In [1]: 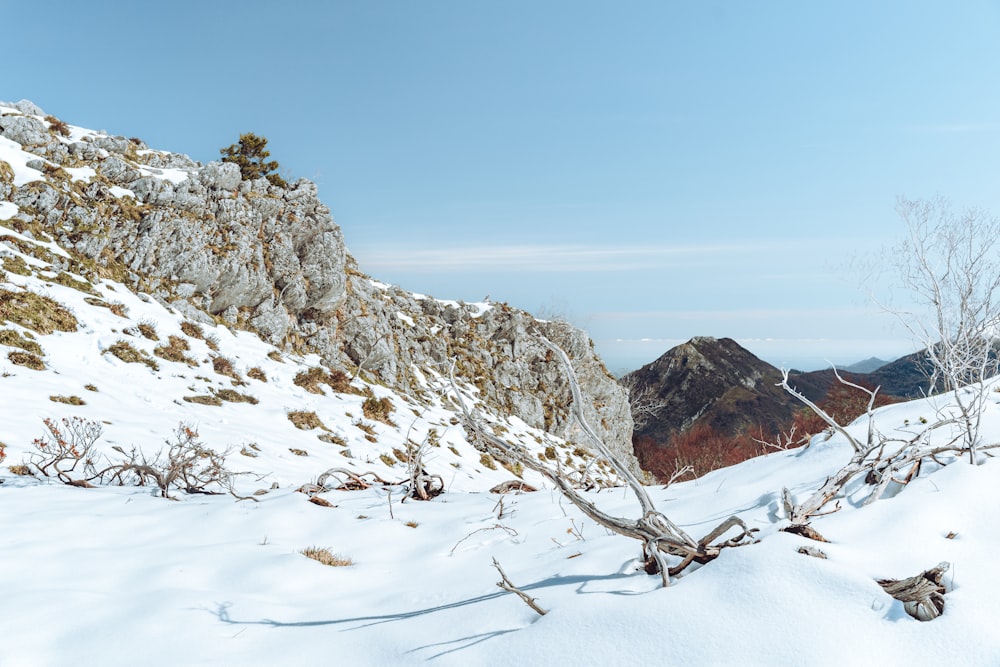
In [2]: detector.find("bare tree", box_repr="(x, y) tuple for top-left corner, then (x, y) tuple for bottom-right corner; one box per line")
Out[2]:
(619, 374), (667, 431)
(879, 196), (1000, 460)
(449, 338), (757, 587)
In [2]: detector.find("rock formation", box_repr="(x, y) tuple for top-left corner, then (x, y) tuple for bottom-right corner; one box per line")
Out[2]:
(0, 100), (638, 474)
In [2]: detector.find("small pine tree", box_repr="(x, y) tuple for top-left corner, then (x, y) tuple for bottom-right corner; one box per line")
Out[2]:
(219, 132), (288, 188)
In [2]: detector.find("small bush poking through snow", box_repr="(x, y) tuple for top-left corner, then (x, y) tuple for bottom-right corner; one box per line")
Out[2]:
(300, 547), (352, 567)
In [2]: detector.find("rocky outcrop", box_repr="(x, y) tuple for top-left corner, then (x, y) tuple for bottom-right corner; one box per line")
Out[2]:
(0, 100), (638, 473)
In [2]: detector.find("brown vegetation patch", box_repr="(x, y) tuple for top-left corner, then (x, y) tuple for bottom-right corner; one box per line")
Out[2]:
(0, 329), (43, 355)
(105, 340), (159, 371)
(300, 547), (352, 567)
(362, 396), (396, 426)
(49, 395), (85, 405)
(183, 394), (223, 406)
(7, 350), (45, 370)
(213, 388), (258, 405)
(0, 288), (78, 334)
(154, 335), (197, 365)
(288, 410), (326, 430)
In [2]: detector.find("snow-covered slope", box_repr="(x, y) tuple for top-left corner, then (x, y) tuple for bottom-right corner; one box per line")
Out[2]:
(4, 102), (1000, 665)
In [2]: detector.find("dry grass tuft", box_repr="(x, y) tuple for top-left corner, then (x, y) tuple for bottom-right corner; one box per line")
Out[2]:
(7, 350), (45, 370)
(0, 329), (43, 355)
(247, 366), (267, 382)
(154, 335), (197, 365)
(180, 321), (204, 339)
(49, 395), (85, 405)
(183, 394), (223, 406)
(362, 396), (396, 425)
(214, 388), (258, 404)
(0, 288), (78, 334)
(301, 547), (352, 567)
(288, 411), (326, 430)
(105, 340), (159, 370)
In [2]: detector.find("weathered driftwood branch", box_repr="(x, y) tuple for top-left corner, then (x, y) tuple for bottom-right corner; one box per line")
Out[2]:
(315, 468), (394, 491)
(490, 480), (538, 494)
(448, 339), (757, 587)
(878, 562), (950, 621)
(492, 558), (547, 616)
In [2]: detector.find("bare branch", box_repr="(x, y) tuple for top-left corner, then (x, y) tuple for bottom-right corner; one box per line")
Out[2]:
(492, 558), (547, 616)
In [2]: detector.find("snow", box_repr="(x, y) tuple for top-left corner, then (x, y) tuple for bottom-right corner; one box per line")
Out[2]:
(3, 260), (999, 667)
(4, 114), (1000, 665)
(0, 136), (45, 186)
(62, 165), (96, 182)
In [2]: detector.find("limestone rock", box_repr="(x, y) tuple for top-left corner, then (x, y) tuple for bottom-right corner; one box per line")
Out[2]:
(0, 100), (640, 476)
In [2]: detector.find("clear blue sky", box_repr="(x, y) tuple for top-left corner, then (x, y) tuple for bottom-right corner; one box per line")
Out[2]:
(5, 1), (1000, 373)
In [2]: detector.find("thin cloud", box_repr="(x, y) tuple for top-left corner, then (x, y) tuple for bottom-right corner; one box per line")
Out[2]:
(905, 122), (997, 134)
(593, 306), (877, 322)
(352, 240), (826, 273)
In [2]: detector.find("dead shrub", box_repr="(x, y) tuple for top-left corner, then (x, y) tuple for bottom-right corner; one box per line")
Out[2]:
(26, 416), (102, 486)
(99, 423), (255, 500)
(247, 366), (267, 382)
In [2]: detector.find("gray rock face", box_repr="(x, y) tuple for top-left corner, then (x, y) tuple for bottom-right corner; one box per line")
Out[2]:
(0, 114), (49, 146)
(333, 280), (637, 472)
(0, 101), (639, 475)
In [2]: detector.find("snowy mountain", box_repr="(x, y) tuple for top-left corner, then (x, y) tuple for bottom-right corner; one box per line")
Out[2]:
(3, 101), (1000, 665)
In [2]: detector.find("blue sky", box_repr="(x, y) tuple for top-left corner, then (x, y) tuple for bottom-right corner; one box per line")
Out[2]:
(5, 1), (1000, 373)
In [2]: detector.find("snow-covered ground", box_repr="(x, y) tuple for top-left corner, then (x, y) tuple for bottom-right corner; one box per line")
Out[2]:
(4, 105), (1000, 665)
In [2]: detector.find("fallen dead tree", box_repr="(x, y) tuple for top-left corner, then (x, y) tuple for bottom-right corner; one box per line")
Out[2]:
(449, 338), (757, 587)
(778, 369), (996, 537)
